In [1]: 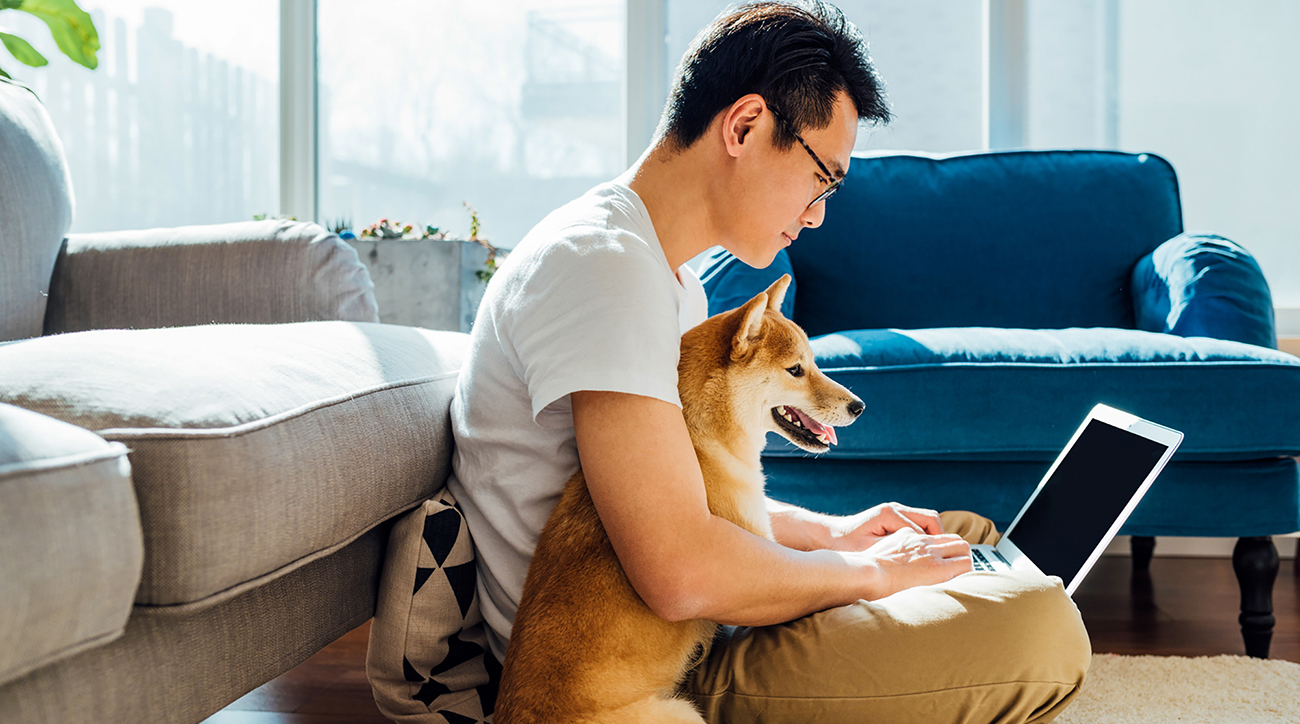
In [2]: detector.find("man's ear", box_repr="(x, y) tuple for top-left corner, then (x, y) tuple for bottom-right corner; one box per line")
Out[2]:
(763, 274), (791, 315)
(722, 94), (767, 158)
(732, 291), (768, 362)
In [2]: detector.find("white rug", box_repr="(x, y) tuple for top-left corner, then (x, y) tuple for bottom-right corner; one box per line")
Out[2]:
(1057, 654), (1300, 724)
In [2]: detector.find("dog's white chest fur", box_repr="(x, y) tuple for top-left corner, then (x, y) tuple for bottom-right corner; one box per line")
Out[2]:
(698, 444), (773, 541)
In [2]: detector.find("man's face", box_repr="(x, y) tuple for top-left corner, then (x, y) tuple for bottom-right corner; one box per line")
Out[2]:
(724, 91), (859, 269)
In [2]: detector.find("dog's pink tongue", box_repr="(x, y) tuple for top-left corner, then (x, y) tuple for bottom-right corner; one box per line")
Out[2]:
(792, 407), (837, 445)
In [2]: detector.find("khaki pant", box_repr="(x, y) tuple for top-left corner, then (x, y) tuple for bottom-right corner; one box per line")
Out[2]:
(683, 511), (1092, 724)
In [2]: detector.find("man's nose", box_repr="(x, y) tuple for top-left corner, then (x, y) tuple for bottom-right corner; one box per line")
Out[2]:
(801, 197), (827, 229)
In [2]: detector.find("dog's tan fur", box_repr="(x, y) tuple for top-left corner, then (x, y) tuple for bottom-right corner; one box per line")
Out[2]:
(495, 275), (863, 723)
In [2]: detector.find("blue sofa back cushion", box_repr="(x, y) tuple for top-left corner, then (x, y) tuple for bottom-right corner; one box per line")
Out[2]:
(1131, 232), (1276, 349)
(763, 327), (1300, 462)
(787, 150), (1184, 338)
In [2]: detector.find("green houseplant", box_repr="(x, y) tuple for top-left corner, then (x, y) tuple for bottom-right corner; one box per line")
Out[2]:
(0, 0), (99, 81)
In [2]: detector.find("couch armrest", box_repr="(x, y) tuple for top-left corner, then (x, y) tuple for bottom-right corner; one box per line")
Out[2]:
(42, 220), (379, 334)
(698, 247), (797, 319)
(1131, 232), (1276, 348)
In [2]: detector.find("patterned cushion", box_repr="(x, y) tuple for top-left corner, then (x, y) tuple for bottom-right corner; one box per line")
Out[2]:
(368, 488), (500, 723)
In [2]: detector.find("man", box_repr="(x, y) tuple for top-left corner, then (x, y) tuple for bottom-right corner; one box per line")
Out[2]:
(447, 1), (1090, 721)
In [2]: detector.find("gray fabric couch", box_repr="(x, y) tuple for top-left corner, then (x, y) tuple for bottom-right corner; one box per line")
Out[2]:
(0, 78), (468, 722)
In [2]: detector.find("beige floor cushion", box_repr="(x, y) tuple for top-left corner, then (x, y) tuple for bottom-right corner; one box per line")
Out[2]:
(0, 321), (468, 609)
(0, 403), (139, 686)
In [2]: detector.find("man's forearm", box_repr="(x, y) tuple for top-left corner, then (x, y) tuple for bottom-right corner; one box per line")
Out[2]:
(767, 497), (839, 551)
(669, 512), (878, 626)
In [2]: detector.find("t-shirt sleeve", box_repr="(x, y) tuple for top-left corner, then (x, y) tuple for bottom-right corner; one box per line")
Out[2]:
(501, 233), (684, 427)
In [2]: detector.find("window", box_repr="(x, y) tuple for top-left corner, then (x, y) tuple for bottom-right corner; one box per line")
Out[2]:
(9, 2), (1294, 328)
(316, 0), (624, 248)
(5, 1), (279, 233)
(1026, 0), (1300, 323)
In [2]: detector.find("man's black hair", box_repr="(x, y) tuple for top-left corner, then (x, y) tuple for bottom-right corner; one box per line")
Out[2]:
(660, 0), (891, 151)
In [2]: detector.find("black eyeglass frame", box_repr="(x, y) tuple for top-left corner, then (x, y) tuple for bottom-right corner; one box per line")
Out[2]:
(768, 106), (844, 208)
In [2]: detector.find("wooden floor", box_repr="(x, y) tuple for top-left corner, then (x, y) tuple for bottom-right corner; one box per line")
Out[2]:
(203, 554), (1300, 723)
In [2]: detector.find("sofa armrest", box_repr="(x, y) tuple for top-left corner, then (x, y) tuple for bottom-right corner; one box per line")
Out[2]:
(42, 220), (379, 334)
(698, 247), (798, 319)
(1131, 232), (1276, 348)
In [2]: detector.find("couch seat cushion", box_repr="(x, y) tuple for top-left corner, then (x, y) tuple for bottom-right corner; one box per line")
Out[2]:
(0, 321), (467, 608)
(764, 327), (1300, 462)
(0, 403), (139, 686)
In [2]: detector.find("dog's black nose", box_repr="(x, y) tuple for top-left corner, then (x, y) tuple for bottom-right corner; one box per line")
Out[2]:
(847, 399), (864, 417)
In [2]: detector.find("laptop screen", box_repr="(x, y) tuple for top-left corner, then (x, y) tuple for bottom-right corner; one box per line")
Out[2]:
(1004, 418), (1171, 583)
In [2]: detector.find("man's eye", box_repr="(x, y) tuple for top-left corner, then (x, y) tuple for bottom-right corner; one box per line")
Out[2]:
(787, 364), (803, 377)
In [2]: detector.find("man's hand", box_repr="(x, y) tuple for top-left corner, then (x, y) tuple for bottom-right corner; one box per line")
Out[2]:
(853, 528), (973, 599)
(825, 502), (947, 553)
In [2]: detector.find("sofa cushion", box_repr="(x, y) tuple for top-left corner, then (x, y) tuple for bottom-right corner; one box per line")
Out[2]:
(44, 220), (380, 334)
(0, 403), (140, 686)
(0, 78), (74, 343)
(0, 321), (468, 608)
(764, 327), (1300, 462)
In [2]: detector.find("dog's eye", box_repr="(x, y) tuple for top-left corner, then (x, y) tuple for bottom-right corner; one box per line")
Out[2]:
(786, 364), (804, 377)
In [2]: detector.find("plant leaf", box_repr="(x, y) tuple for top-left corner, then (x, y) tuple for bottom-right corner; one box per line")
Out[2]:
(18, 0), (99, 70)
(0, 64), (11, 79)
(0, 32), (49, 67)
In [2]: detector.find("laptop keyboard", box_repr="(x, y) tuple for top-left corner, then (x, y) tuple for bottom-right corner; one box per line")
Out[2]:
(971, 548), (998, 572)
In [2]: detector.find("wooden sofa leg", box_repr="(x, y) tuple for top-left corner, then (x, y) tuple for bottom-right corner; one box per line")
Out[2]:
(1131, 536), (1155, 573)
(1233, 536), (1278, 659)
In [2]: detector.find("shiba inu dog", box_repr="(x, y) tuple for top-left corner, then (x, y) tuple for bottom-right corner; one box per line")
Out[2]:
(495, 275), (864, 724)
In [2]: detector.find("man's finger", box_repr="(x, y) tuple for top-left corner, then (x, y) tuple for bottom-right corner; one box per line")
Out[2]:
(901, 506), (944, 535)
(884, 506), (927, 534)
(926, 535), (972, 559)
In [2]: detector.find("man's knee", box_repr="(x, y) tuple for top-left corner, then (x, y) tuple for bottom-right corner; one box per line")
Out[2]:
(939, 510), (1000, 545)
(1001, 573), (1092, 686)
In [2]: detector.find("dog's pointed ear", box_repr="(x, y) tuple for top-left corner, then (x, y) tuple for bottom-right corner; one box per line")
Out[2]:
(764, 274), (792, 315)
(731, 291), (769, 361)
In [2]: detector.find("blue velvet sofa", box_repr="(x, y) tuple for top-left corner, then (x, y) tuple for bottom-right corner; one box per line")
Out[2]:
(700, 150), (1300, 659)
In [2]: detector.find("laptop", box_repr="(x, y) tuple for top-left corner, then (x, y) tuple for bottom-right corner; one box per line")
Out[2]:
(969, 403), (1183, 595)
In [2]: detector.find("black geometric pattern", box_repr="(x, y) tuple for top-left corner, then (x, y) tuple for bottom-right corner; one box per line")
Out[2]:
(384, 491), (502, 723)
(443, 561), (477, 618)
(424, 507), (462, 566)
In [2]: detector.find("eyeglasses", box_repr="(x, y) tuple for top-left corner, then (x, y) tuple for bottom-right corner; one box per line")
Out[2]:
(769, 107), (843, 208)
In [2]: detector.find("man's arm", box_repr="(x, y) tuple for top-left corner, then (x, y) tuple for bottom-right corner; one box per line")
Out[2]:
(571, 390), (971, 625)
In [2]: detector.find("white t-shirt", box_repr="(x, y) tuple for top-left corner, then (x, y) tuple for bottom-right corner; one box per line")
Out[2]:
(445, 176), (709, 662)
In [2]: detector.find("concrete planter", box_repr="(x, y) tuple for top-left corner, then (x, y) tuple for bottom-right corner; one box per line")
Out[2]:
(346, 237), (492, 333)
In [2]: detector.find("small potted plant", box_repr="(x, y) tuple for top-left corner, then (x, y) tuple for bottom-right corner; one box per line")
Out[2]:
(339, 203), (505, 333)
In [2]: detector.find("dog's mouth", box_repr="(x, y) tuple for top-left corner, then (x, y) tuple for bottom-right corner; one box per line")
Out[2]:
(771, 405), (838, 452)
